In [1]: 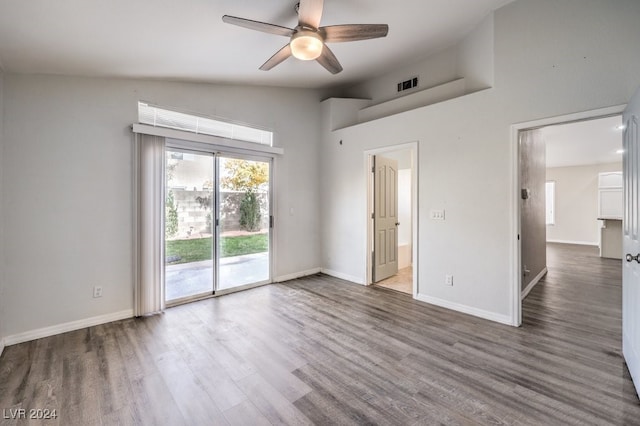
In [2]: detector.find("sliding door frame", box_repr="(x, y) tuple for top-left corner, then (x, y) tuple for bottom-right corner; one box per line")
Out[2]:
(165, 138), (275, 304)
(214, 152), (274, 295)
(164, 146), (216, 306)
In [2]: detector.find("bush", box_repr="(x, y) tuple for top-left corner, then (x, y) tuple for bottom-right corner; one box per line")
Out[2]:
(239, 190), (261, 231)
(165, 190), (179, 238)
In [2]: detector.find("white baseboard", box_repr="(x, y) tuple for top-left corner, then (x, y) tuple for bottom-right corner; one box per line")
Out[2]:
(521, 267), (548, 300)
(415, 293), (514, 326)
(275, 268), (322, 283)
(0, 338), (5, 358)
(546, 239), (598, 246)
(320, 268), (365, 285)
(3, 309), (134, 346)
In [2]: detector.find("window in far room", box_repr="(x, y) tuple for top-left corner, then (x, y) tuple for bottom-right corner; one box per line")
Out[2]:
(545, 181), (556, 225)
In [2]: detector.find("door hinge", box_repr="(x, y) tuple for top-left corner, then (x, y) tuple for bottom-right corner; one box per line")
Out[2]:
(215, 218), (220, 227)
(270, 215), (274, 228)
(371, 212), (375, 219)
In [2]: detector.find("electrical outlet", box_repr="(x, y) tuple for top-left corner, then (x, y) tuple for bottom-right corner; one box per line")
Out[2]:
(93, 286), (103, 298)
(445, 275), (453, 286)
(430, 209), (445, 220)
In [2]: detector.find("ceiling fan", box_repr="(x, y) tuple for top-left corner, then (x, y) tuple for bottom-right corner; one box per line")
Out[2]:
(222, 0), (389, 74)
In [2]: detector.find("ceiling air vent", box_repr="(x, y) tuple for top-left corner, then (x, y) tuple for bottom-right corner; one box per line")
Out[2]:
(397, 77), (418, 92)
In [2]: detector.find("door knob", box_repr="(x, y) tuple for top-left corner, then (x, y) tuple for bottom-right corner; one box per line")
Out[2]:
(395, 222), (400, 226)
(625, 253), (640, 263)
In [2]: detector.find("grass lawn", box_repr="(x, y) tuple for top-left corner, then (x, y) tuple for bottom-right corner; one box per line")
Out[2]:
(166, 234), (268, 264)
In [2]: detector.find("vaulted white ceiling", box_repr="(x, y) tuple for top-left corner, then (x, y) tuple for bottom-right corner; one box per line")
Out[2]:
(544, 115), (624, 168)
(0, 0), (513, 89)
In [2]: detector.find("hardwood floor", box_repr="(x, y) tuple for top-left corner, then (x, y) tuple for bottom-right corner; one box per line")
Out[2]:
(1, 243), (639, 425)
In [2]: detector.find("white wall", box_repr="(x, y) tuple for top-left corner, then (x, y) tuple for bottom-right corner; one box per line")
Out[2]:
(397, 169), (412, 269)
(341, 47), (459, 104)
(320, 0), (640, 324)
(327, 12), (494, 106)
(397, 170), (412, 247)
(457, 12), (494, 93)
(0, 70), (5, 355)
(2, 75), (322, 338)
(546, 162), (622, 245)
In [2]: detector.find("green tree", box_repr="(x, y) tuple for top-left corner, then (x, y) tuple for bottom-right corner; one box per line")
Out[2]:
(221, 159), (268, 232)
(165, 190), (179, 238)
(239, 191), (261, 231)
(220, 159), (268, 192)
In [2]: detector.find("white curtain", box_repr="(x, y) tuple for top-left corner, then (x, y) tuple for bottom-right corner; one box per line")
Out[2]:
(134, 134), (165, 316)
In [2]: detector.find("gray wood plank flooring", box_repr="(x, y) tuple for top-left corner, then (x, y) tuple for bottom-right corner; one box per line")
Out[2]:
(1, 243), (639, 425)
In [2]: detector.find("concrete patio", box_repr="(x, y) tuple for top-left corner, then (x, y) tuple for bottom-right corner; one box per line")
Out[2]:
(165, 251), (269, 301)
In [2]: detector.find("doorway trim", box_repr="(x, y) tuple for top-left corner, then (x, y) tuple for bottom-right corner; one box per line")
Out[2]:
(510, 104), (626, 326)
(365, 141), (419, 298)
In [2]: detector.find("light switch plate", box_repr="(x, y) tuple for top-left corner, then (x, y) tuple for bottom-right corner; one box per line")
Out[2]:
(430, 209), (445, 220)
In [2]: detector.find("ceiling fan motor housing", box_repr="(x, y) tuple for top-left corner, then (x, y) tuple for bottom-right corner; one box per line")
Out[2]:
(290, 28), (323, 60)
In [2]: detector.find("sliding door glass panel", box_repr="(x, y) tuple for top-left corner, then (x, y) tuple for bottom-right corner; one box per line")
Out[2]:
(217, 156), (270, 290)
(165, 150), (215, 302)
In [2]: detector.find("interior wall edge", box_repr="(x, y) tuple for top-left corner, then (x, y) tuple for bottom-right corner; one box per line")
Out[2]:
(274, 267), (322, 283)
(320, 268), (366, 285)
(415, 293), (515, 327)
(521, 267), (547, 300)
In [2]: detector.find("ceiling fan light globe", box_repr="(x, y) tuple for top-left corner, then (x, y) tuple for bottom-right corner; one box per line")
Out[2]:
(290, 30), (323, 61)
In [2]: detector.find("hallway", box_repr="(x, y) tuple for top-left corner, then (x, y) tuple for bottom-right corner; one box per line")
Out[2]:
(524, 243), (622, 338)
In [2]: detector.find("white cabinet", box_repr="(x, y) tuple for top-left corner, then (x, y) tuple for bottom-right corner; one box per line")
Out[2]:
(598, 172), (623, 219)
(598, 171), (623, 189)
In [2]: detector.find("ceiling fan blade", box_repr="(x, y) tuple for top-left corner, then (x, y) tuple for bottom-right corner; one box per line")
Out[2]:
(316, 44), (343, 74)
(297, 0), (324, 28)
(260, 44), (293, 71)
(320, 24), (389, 43)
(222, 15), (294, 37)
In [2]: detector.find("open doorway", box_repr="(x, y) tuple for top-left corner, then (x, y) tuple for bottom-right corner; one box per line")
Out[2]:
(513, 97), (640, 401)
(366, 143), (418, 296)
(514, 107), (625, 323)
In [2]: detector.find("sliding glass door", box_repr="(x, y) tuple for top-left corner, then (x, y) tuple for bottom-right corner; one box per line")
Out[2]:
(217, 156), (271, 291)
(164, 150), (215, 303)
(165, 149), (271, 303)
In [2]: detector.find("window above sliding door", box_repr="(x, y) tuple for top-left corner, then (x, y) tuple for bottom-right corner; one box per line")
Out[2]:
(138, 102), (274, 146)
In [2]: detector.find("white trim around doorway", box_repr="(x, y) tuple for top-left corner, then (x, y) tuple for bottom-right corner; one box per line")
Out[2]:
(364, 141), (419, 298)
(509, 104), (626, 326)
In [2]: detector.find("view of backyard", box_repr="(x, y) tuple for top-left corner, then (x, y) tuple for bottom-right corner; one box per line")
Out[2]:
(165, 152), (271, 300)
(166, 233), (268, 264)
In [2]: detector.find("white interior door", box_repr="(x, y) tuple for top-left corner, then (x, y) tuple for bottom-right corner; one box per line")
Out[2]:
(373, 155), (399, 282)
(623, 87), (640, 398)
